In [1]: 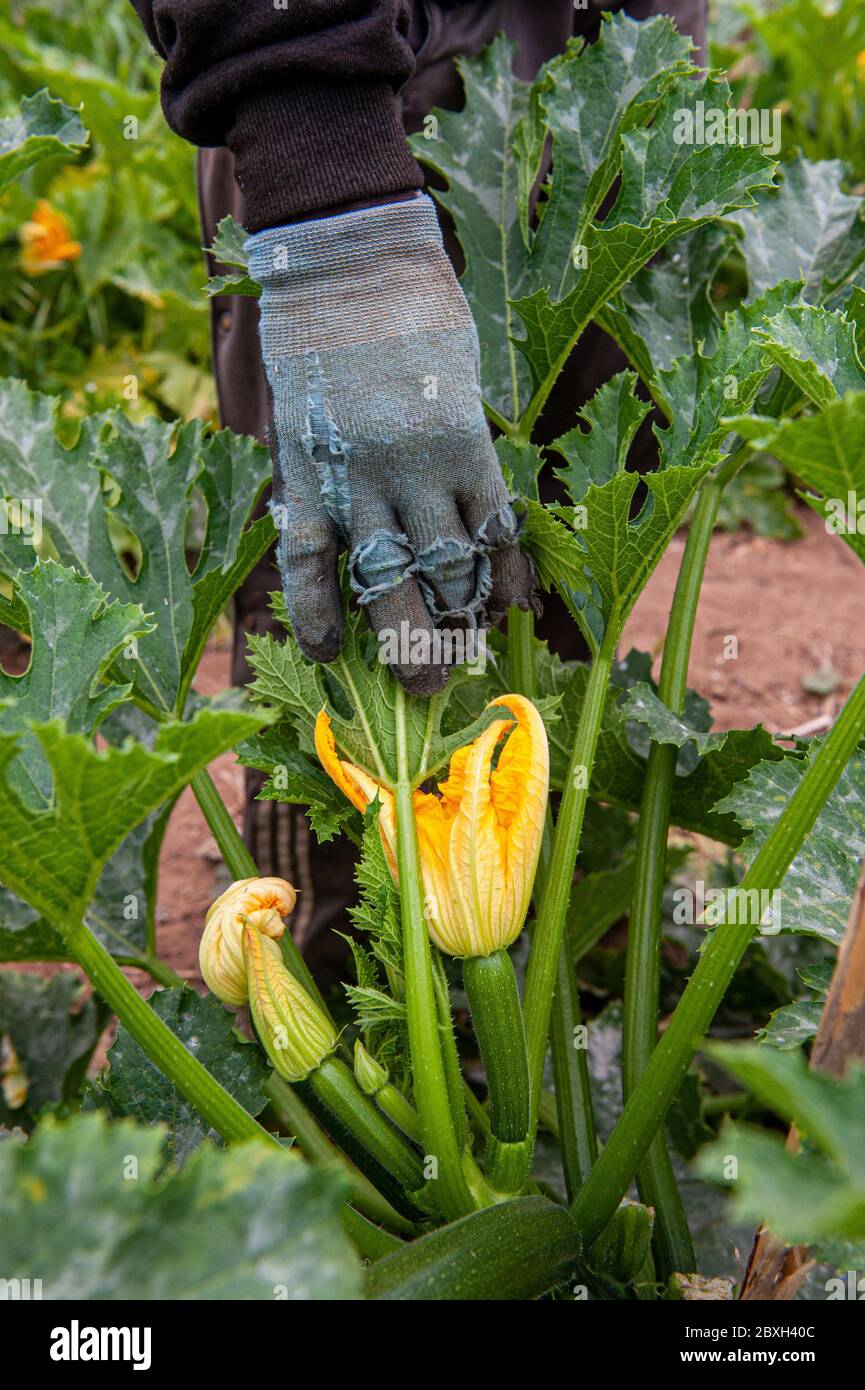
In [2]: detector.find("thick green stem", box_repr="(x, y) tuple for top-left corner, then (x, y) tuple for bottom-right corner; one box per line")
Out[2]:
(549, 924), (598, 1201)
(341, 1204), (402, 1260)
(463, 949), (531, 1191)
(299, 1056), (427, 1221)
(572, 666), (865, 1245)
(134, 953), (186, 988)
(523, 626), (619, 1134)
(376, 1082), (423, 1145)
(541, 809), (597, 1201)
(63, 918), (281, 1148)
(623, 746), (695, 1277)
(394, 684), (474, 1218)
(507, 604), (537, 698)
(190, 767), (329, 1018)
(619, 487), (722, 1277)
(264, 1074), (416, 1234)
(508, 604), (598, 1191)
(431, 953), (469, 1151)
(463, 1077), (492, 1138)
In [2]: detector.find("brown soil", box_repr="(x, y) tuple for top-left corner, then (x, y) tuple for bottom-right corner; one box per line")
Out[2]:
(622, 505), (865, 735)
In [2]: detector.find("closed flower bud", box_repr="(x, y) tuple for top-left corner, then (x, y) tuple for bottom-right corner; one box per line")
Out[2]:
(199, 876), (297, 1006)
(353, 1038), (388, 1096)
(242, 925), (337, 1082)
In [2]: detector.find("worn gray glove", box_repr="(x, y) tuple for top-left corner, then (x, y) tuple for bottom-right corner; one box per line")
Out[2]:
(245, 193), (533, 694)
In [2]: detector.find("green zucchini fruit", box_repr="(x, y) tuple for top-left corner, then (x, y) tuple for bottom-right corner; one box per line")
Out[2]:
(365, 1196), (581, 1300)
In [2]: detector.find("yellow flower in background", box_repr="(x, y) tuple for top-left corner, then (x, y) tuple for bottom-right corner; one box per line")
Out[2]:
(857, 49), (865, 79)
(20, 200), (81, 275)
(1, 1035), (27, 1111)
(242, 924), (337, 1082)
(315, 694), (549, 958)
(199, 876), (297, 1006)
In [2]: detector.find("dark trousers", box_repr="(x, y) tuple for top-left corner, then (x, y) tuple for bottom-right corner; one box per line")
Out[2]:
(196, 0), (706, 982)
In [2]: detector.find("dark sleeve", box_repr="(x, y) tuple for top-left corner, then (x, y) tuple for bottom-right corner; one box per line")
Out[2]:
(129, 0), (423, 231)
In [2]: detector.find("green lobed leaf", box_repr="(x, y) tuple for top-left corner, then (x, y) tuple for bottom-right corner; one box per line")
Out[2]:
(0, 568), (175, 963)
(87, 987), (271, 1164)
(0, 1111), (359, 1299)
(731, 154), (865, 304)
(557, 659), (783, 842)
(495, 436), (544, 502)
(0, 561), (150, 808)
(526, 459), (717, 647)
(513, 69), (776, 401)
(729, 392), (865, 567)
(621, 681), (742, 757)
(524, 283), (795, 647)
(758, 958), (834, 1050)
(753, 304), (865, 407)
(205, 272), (260, 298)
(206, 214), (250, 270)
(203, 213), (259, 297)
(410, 16), (767, 424)
(714, 746), (865, 945)
(549, 372), (652, 505)
(526, 16), (694, 303)
(237, 721), (361, 845)
(0, 89), (88, 194)
(697, 1044), (865, 1257)
(596, 223), (733, 392)
(408, 35), (534, 421)
(0, 380), (272, 715)
(0, 707), (263, 927)
(246, 589), (508, 789)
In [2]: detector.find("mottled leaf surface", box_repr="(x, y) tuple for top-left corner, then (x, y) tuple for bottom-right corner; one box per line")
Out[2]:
(88, 987), (270, 1163)
(0, 1112), (359, 1299)
(0, 89), (87, 193)
(715, 747), (865, 945)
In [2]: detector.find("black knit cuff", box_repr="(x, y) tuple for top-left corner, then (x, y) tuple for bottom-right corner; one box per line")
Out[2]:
(225, 78), (424, 232)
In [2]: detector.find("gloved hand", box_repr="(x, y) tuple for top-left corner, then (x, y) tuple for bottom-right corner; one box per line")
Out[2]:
(246, 193), (534, 695)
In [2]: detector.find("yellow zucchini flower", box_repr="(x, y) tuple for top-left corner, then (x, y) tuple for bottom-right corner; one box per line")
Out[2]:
(199, 876), (297, 1006)
(242, 924), (337, 1082)
(315, 694), (549, 958)
(20, 200), (81, 275)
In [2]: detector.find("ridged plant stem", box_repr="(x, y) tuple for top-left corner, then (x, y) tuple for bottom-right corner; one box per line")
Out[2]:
(63, 917), (280, 1148)
(394, 683), (475, 1218)
(572, 666), (865, 1246)
(523, 625), (619, 1135)
(620, 475), (724, 1278)
(508, 603), (598, 1195)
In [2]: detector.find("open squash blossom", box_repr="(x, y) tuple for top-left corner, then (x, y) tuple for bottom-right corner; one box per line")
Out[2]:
(199, 876), (297, 1006)
(20, 200), (82, 275)
(315, 694), (549, 958)
(242, 924), (337, 1082)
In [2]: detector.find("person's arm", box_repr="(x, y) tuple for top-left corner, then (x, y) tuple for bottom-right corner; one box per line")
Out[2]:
(130, 1), (533, 694)
(129, 0), (423, 229)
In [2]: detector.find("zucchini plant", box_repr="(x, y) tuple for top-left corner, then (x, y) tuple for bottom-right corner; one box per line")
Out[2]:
(2, 14), (865, 1300)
